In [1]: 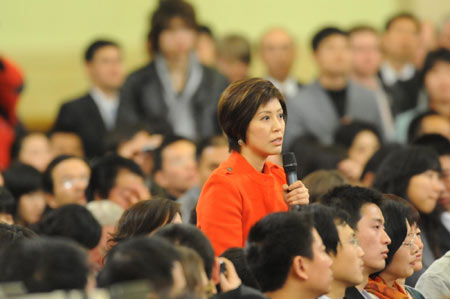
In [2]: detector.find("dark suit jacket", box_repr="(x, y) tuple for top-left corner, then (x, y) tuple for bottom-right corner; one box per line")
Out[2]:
(116, 61), (229, 140)
(52, 93), (108, 159)
(345, 287), (366, 299)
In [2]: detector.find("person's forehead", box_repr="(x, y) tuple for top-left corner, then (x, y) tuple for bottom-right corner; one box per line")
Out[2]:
(359, 203), (384, 223)
(53, 158), (89, 175)
(319, 34), (349, 47)
(389, 17), (418, 31)
(262, 30), (293, 46)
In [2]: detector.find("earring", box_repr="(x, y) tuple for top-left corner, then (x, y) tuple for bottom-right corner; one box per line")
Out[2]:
(238, 139), (244, 146)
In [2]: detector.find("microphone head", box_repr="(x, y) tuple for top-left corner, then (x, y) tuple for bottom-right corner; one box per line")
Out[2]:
(282, 152), (297, 173)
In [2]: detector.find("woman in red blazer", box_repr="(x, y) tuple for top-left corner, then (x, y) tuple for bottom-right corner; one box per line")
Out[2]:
(196, 78), (309, 255)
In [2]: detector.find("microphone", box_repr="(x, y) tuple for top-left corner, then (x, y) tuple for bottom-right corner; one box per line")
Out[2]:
(282, 152), (302, 211)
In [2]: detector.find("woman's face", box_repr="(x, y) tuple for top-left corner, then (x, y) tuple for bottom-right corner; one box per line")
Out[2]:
(18, 191), (46, 225)
(159, 17), (196, 59)
(242, 98), (285, 158)
(407, 170), (444, 214)
(411, 223), (424, 271)
(382, 221), (419, 280)
(347, 130), (380, 166)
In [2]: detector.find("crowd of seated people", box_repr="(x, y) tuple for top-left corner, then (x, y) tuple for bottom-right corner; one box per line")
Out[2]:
(1, 0), (450, 298)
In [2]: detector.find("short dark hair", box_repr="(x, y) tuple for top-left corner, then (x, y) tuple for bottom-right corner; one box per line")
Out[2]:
(42, 155), (88, 195)
(217, 34), (251, 64)
(303, 170), (349, 203)
(246, 211), (314, 292)
(372, 146), (441, 200)
(413, 133), (450, 156)
(218, 78), (286, 152)
(384, 12), (420, 32)
(98, 236), (181, 295)
(197, 24), (213, 37)
(154, 223), (215, 279)
(0, 186), (15, 215)
(111, 198), (180, 243)
(407, 111), (441, 143)
(220, 247), (260, 290)
(305, 204), (349, 255)
(334, 121), (381, 149)
(0, 237), (89, 293)
(421, 48), (450, 83)
(37, 204), (101, 249)
(86, 155), (144, 201)
(84, 39), (120, 62)
(0, 223), (37, 247)
(3, 162), (43, 207)
(348, 25), (378, 36)
(311, 26), (348, 51)
(152, 135), (195, 175)
(320, 185), (383, 230)
(148, 0), (197, 54)
(360, 143), (403, 181)
(196, 135), (228, 160)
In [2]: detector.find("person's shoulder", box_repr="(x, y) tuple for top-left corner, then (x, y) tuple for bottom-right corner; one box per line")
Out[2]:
(201, 64), (229, 87)
(58, 93), (92, 113)
(125, 62), (156, 84)
(349, 80), (377, 100)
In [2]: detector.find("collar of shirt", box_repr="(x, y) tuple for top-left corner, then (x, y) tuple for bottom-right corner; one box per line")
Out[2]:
(89, 87), (119, 130)
(267, 76), (299, 98)
(380, 62), (416, 86)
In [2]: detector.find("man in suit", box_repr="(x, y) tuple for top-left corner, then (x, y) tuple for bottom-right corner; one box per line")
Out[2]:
(52, 40), (124, 159)
(116, 0), (228, 141)
(285, 27), (384, 147)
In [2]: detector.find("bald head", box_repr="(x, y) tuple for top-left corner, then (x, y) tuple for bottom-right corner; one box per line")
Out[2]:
(260, 28), (296, 81)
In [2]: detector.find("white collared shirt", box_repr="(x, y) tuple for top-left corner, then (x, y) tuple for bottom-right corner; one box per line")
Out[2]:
(380, 62), (416, 86)
(90, 87), (119, 131)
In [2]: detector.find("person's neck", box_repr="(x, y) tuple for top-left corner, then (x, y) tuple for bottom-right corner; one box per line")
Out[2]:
(269, 72), (290, 83)
(265, 285), (317, 299)
(355, 270), (370, 291)
(165, 53), (190, 74)
(327, 280), (348, 299)
(239, 147), (267, 172)
(379, 272), (398, 289)
(93, 85), (118, 99)
(384, 57), (409, 73)
(351, 73), (378, 90)
(396, 278), (406, 288)
(318, 73), (348, 90)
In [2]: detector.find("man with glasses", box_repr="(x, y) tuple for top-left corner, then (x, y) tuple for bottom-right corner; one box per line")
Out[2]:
(42, 155), (91, 209)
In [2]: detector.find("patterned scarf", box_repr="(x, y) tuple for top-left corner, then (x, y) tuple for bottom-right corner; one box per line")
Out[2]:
(365, 276), (409, 299)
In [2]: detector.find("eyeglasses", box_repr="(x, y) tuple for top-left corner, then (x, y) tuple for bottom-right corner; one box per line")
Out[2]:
(402, 233), (417, 249)
(60, 176), (89, 189)
(348, 238), (360, 247)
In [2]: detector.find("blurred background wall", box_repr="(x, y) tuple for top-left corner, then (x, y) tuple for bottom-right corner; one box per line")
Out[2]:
(1, 0), (449, 130)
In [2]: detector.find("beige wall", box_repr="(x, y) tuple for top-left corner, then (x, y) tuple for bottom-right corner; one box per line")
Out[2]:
(3, 0), (445, 130)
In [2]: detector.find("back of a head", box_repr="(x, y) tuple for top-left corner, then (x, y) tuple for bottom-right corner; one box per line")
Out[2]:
(303, 170), (348, 203)
(221, 247), (260, 290)
(112, 198), (180, 243)
(246, 211), (314, 292)
(372, 146), (441, 200)
(0, 223), (37, 248)
(86, 155), (144, 201)
(0, 237), (88, 293)
(37, 204), (101, 249)
(320, 185), (383, 229)
(98, 236), (180, 295)
(0, 186), (15, 216)
(3, 162), (43, 201)
(154, 223), (215, 280)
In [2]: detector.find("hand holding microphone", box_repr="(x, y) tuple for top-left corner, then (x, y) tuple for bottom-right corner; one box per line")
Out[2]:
(282, 152), (309, 210)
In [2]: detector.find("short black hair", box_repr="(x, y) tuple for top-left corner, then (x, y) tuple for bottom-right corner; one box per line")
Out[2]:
(0, 186), (15, 215)
(422, 48), (450, 83)
(195, 135), (228, 160)
(42, 155), (88, 194)
(334, 121), (381, 149)
(372, 146), (441, 200)
(3, 162), (43, 205)
(220, 247), (260, 290)
(360, 143), (403, 181)
(320, 185), (383, 230)
(246, 211), (314, 292)
(84, 39), (120, 62)
(98, 236), (181, 295)
(197, 24), (213, 37)
(311, 26), (348, 51)
(148, 0), (197, 54)
(86, 155), (144, 201)
(0, 237), (89, 293)
(154, 223), (215, 279)
(413, 133), (450, 156)
(37, 204), (101, 249)
(384, 12), (420, 32)
(152, 135), (195, 175)
(305, 204), (349, 255)
(407, 111), (445, 144)
(0, 223), (37, 248)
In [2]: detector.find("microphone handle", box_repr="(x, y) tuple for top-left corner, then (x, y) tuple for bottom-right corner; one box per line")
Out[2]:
(285, 171), (303, 211)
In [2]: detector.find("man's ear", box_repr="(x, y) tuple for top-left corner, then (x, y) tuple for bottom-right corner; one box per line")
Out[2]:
(292, 256), (309, 281)
(212, 257), (221, 285)
(44, 193), (57, 209)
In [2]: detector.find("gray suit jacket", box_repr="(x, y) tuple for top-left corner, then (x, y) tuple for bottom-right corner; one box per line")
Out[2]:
(284, 80), (384, 147)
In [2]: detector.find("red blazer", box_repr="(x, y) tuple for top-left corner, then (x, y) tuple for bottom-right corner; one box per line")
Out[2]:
(196, 151), (288, 256)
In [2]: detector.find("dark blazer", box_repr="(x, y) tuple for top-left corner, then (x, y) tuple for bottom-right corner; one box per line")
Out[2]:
(344, 287), (367, 299)
(116, 61), (229, 140)
(52, 93), (108, 159)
